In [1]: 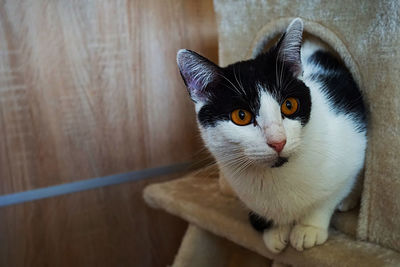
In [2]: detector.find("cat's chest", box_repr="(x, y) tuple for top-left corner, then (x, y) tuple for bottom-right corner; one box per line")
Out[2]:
(226, 167), (322, 224)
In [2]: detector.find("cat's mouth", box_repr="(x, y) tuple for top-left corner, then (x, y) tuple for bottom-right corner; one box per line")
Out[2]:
(246, 153), (289, 168)
(271, 157), (288, 168)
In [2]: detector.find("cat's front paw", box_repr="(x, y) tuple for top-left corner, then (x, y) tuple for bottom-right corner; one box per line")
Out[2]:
(263, 225), (291, 254)
(289, 224), (328, 251)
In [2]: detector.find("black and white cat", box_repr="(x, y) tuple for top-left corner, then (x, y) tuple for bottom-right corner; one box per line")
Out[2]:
(176, 18), (367, 253)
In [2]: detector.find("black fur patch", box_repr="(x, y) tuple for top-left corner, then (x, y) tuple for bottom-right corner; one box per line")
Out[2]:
(198, 47), (312, 127)
(248, 211), (273, 232)
(272, 157), (288, 168)
(308, 50), (367, 132)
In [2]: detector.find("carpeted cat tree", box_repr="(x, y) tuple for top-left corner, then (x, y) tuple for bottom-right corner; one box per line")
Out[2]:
(144, 1), (400, 266)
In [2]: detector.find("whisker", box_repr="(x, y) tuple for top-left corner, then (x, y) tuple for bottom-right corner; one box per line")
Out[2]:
(217, 73), (242, 96)
(233, 66), (247, 97)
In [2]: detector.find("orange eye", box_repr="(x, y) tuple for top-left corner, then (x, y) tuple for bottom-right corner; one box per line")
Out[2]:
(281, 97), (299, 116)
(230, 109), (253, 126)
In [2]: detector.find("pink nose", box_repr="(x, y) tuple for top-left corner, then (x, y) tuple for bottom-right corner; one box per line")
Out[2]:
(267, 140), (286, 153)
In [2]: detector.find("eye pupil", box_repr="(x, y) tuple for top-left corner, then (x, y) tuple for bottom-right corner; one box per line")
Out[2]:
(231, 109), (252, 126)
(285, 100), (292, 110)
(281, 97), (299, 116)
(238, 110), (246, 120)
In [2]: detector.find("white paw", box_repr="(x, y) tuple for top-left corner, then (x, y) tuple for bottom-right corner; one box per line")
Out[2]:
(263, 226), (290, 254)
(290, 224), (328, 251)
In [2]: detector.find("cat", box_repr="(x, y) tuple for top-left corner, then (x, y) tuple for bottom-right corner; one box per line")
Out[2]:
(176, 18), (367, 253)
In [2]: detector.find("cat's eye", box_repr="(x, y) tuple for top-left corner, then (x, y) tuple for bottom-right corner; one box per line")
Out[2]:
(281, 97), (299, 116)
(230, 109), (253, 126)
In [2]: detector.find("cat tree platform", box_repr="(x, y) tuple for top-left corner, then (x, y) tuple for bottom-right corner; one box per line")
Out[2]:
(143, 168), (400, 267)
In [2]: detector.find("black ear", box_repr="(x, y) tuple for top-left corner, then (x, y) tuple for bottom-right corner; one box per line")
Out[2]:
(176, 49), (220, 103)
(276, 18), (304, 76)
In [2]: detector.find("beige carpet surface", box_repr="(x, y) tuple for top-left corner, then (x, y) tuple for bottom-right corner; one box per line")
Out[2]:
(144, 169), (400, 267)
(173, 224), (271, 267)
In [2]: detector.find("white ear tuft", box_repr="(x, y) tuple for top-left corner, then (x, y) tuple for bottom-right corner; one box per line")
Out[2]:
(176, 49), (218, 103)
(277, 18), (304, 76)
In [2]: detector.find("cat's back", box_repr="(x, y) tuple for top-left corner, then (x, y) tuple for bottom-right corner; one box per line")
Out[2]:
(301, 40), (367, 132)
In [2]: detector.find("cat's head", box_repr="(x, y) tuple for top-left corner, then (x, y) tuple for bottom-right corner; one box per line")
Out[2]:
(177, 18), (311, 168)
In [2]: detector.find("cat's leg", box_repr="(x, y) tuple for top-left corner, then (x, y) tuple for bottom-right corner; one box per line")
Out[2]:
(218, 171), (236, 197)
(248, 211), (290, 253)
(289, 200), (336, 251)
(263, 224), (291, 254)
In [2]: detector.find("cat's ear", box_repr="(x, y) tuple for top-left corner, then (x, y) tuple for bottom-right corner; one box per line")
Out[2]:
(276, 18), (304, 76)
(177, 49), (219, 103)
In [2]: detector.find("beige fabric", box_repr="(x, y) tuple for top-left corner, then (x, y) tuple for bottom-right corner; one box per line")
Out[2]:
(144, 169), (400, 266)
(213, 0), (400, 251)
(173, 224), (271, 267)
(218, 171), (237, 197)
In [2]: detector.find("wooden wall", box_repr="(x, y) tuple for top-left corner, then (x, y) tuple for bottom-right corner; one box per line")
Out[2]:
(0, 0), (217, 266)
(0, 0), (217, 194)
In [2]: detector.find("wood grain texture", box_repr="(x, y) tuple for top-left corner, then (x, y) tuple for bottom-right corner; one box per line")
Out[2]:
(0, 173), (188, 267)
(0, 0), (217, 194)
(0, 1), (217, 266)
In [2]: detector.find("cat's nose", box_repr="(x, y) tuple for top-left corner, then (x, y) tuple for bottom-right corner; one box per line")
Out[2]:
(267, 140), (286, 153)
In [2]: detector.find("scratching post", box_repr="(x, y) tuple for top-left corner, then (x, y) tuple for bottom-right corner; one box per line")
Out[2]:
(144, 1), (400, 265)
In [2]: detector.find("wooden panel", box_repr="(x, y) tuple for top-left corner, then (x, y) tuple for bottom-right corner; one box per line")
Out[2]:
(0, 1), (217, 266)
(0, 173), (188, 267)
(0, 0), (217, 194)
